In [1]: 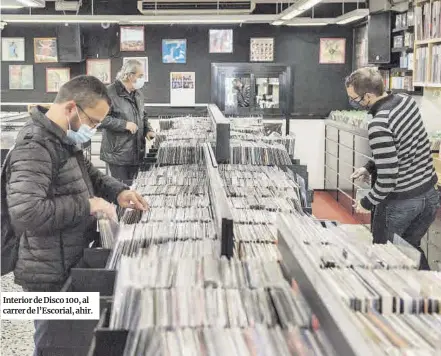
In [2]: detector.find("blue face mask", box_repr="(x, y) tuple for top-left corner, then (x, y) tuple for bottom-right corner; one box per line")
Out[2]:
(66, 108), (97, 144)
(349, 98), (364, 110)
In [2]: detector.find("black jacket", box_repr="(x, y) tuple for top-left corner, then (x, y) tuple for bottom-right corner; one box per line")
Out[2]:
(100, 80), (153, 166)
(6, 107), (127, 291)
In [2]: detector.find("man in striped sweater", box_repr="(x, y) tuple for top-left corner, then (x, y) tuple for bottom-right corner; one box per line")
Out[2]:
(346, 67), (439, 270)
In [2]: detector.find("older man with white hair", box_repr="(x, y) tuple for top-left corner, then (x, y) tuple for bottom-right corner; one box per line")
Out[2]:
(100, 59), (155, 185)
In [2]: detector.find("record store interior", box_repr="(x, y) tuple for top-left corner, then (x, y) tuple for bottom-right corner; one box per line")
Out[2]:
(1, 0), (441, 355)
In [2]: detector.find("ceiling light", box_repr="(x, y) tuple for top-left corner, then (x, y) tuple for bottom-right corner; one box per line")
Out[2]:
(129, 19), (243, 24)
(0, 5), (24, 9)
(335, 9), (368, 25)
(281, 9), (302, 21)
(16, 0), (45, 7)
(280, 0), (323, 21)
(298, 0), (323, 11)
(5, 18), (120, 23)
(287, 22), (328, 26)
(272, 20), (284, 26)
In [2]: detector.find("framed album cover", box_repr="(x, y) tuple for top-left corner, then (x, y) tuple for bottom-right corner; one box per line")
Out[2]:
(86, 59), (111, 84)
(250, 38), (274, 62)
(46, 67), (70, 92)
(120, 26), (145, 52)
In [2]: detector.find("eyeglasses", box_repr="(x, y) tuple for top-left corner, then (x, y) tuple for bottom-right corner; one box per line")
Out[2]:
(349, 94), (365, 103)
(77, 105), (102, 128)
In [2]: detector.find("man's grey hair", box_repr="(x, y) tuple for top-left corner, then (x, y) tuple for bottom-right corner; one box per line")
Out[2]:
(345, 67), (385, 97)
(116, 59), (142, 82)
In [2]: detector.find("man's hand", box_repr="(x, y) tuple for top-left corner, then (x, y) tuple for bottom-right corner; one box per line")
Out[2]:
(125, 122), (138, 134)
(89, 197), (117, 221)
(353, 200), (370, 214)
(351, 167), (370, 182)
(146, 131), (156, 140)
(117, 190), (149, 210)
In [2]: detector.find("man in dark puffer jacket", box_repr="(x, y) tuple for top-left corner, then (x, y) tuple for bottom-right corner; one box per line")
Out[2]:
(5, 75), (148, 356)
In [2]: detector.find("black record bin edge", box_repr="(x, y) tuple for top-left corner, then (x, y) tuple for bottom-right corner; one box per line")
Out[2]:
(88, 307), (128, 356)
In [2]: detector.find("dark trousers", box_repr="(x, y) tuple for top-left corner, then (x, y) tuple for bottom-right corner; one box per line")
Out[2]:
(372, 187), (440, 270)
(23, 286), (62, 356)
(108, 164), (138, 186)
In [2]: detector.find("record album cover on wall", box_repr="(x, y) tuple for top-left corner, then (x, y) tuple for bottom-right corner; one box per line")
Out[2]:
(46, 67), (70, 93)
(34, 37), (58, 63)
(2, 37), (25, 62)
(9, 65), (34, 90)
(120, 26), (145, 52)
(86, 59), (111, 84)
(250, 38), (274, 62)
(162, 39), (187, 64)
(319, 38), (346, 64)
(209, 29), (233, 53)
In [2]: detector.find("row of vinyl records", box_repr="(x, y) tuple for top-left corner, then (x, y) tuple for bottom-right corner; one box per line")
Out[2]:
(415, 1), (441, 40)
(155, 115), (295, 166)
(101, 113), (439, 354)
(415, 45), (441, 83)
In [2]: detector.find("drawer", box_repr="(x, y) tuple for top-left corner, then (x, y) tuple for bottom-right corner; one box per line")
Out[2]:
(354, 135), (370, 156)
(325, 168), (338, 190)
(326, 125), (339, 141)
(339, 145), (353, 167)
(338, 165), (354, 191)
(326, 139), (338, 157)
(339, 131), (353, 148)
(325, 152), (338, 172)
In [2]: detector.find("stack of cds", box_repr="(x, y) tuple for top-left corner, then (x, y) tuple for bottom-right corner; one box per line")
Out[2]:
(323, 269), (441, 314)
(157, 140), (205, 165)
(352, 312), (441, 352)
(108, 255), (336, 355)
(279, 212), (441, 355)
(280, 213), (419, 270)
(123, 325), (334, 356)
(229, 140), (292, 166)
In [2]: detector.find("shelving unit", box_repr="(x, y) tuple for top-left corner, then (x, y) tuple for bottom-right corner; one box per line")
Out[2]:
(379, 7), (419, 94)
(413, 0), (441, 87)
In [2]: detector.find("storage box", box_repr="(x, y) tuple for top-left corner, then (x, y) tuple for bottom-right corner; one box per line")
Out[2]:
(88, 307), (128, 356)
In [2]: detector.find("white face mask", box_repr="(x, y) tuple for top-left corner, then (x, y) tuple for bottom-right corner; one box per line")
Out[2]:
(133, 77), (145, 90)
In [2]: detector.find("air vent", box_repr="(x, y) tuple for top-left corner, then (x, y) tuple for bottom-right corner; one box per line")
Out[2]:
(137, 0), (255, 15)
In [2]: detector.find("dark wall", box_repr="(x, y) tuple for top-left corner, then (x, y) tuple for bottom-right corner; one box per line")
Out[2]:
(1, 24), (353, 115)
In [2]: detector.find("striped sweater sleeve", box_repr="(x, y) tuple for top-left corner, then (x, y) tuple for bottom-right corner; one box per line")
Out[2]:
(360, 115), (399, 210)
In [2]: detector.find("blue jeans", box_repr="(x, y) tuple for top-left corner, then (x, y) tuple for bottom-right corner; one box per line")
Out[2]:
(372, 187), (440, 270)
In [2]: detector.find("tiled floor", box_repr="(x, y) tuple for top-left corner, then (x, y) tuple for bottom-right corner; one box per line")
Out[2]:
(312, 191), (359, 224)
(1, 273), (34, 356)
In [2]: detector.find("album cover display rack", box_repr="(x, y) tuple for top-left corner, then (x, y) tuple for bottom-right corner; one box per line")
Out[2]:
(203, 143), (234, 258)
(208, 104), (230, 163)
(277, 217), (381, 356)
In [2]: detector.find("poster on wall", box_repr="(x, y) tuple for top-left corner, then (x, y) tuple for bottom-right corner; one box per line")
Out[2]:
(46, 68), (70, 93)
(123, 57), (149, 82)
(120, 26), (145, 52)
(250, 38), (274, 62)
(209, 29), (233, 53)
(2, 38), (25, 61)
(319, 38), (346, 64)
(86, 59), (111, 84)
(162, 39), (187, 64)
(34, 38), (58, 63)
(170, 72), (195, 106)
(9, 65), (34, 90)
